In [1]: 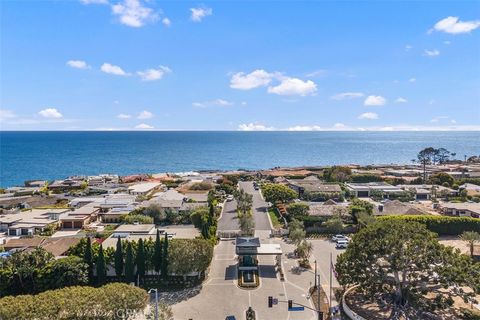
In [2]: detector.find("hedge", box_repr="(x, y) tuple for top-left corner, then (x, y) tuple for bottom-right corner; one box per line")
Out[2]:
(378, 215), (480, 235)
(0, 283), (148, 320)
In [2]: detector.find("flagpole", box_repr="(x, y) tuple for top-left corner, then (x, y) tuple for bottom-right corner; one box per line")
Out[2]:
(329, 252), (332, 310)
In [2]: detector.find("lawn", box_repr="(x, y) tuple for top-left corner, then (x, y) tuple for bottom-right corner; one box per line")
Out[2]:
(268, 208), (282, 228)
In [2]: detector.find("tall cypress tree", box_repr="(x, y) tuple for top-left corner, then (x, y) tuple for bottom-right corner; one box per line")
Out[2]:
(153, 229), (162, 275)
(84, 237), (94, 284)
(136, 238), (146, 282)
(161, 233), (169, 279)
(96, 244), (106, 286)
(125, 241), (134, 284)
(114, 237), (124, 278)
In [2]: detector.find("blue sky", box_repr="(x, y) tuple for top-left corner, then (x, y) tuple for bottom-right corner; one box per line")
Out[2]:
(1, 0), (479, 131)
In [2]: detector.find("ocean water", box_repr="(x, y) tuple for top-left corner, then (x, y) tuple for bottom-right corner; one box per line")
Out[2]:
(0, 131), (479, 187)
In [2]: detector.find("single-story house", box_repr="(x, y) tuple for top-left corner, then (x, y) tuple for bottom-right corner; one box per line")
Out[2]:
(60, 205), (98, 229)
(373, 200), (428, 216)
(438, 203), (480, 218)
(286, 177), (342, 199)
(345, 182), (403, 198)
(308, 201), (348, 217)
(49, 179), (84, 191)
(102, 225), (200, 249)
(398, 184), (457, 200)
(460, 183), (480, 197)
(4, 237), (81, 257)
(128, 182), (163, 196)
(0, 208), (68, 236)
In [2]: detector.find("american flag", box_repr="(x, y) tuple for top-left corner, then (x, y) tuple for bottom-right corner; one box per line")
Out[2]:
(331, 260), (338, 278)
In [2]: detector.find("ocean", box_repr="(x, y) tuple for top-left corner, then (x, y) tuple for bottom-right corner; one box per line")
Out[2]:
(0, 131), (479, 187)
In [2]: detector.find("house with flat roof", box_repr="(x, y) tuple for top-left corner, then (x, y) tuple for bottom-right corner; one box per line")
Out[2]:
(398, 184), (457, 200)
(60, 204), (98, 229)
(286, 177), (342, 200)
(128, 182), (163, 196)
(438, 202), (480, 219)
(345, 182), (402, 198)
(0, 208), (68, 236)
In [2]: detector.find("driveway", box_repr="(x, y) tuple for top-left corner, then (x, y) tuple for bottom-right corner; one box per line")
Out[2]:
(238, 181), (271, 231)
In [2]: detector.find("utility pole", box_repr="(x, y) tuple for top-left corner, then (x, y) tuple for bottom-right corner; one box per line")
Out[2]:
(314, 260), (317, 288)
(329, 253), (333, 310)
(317, 274), (321, 320)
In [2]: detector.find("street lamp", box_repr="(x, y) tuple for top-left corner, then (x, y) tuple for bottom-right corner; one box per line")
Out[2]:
(148, 288), (158, 320)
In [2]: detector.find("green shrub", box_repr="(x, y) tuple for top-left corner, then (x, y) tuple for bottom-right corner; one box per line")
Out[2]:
(0, 283), (148, 320)
(378, 215), (480, 235)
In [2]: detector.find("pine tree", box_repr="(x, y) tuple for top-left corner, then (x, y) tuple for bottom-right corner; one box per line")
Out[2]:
(96, 244), (106, 286)
(161, 233), (169, 279)
(125, 241), (135, 284)
(136, 238), (146, 282)
(114, 237), (124, 278)
(153, 229), (162, 275)
(84, 237), (94, 284)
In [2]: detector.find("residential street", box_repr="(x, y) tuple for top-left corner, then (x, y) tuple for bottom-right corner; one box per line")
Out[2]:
(238, 181), (271, 231)
(217, 198), (240, 232)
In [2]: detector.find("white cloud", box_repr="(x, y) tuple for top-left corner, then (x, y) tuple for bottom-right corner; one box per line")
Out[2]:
(0, 109), (16, 122)
(333, 123), (346, 129)
(137, 110), (153, 119)
(38, 108), (63, 119)
(190, 7), (212, 22)
(80, 0), (108, 4)
(192, 99), (234, 108)
(101, 63), (129, 76)
(331, 92), (364, 100)
(238, 123), (274, 131)
(405, 44), (412, 51)
(306, 69), (328, 77)
(117, 113), (131, 119)
(230, 69), (275, 90)
(409, 78), (416, 83)
(267, 78), (317, 96)
(395, 97), (408, 103)
(364, 95), (386, 106)
(431, 16), (480, 34)
(430, 116), (449, 123)
(358, 112), (379, 120)
(162, 17), (171, 27)
(287, 125), (322, 131)
(444, 40), (451, 45)
(135, 123), (154, 129)
(66, 60), (90, 69)
(112, 0), (159, 28)
(137, 66), (171, 81)
(423, 49), (440, 57)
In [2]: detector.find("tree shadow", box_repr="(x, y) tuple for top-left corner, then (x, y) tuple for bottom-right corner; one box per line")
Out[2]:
(258, 265), (277, 278)
(225, 264), (238, 280)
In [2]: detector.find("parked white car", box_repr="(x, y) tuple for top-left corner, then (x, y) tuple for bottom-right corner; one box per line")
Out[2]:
(336, 240), (348, 249)
(331, 234), (349, 242)
(226, 195), (234, 201)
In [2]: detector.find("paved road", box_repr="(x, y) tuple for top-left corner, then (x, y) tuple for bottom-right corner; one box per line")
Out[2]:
(172, 239), (318, 320)
(217, 198), (240, 232)
(238, 181), (271, 231)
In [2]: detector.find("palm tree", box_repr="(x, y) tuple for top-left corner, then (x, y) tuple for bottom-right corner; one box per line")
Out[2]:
(459, 231), (480, 257)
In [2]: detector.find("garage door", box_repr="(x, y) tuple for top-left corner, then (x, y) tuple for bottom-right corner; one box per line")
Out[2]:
(74, 221), (83, 229)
